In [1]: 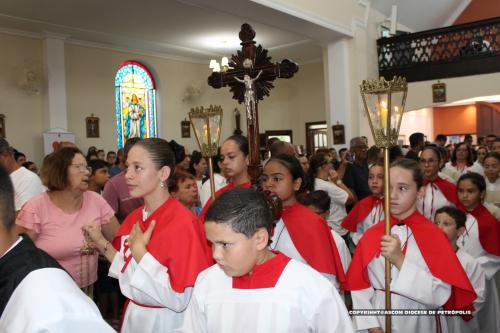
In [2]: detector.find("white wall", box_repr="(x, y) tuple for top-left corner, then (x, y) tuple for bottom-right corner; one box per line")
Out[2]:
(399, 108), (434, 145)
(0, 33), (44, 162)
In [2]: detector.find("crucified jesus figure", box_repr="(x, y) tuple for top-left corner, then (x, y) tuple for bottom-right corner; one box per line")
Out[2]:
(234, 70), (263, 123)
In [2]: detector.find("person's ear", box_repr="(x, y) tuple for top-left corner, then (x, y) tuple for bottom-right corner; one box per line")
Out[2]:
(160, 166), (171, 183)
(457, 226), (466, 237)
(480, 190), (486, 202)
(417, 185), (425, 200)
(253, 228), (269, 251)
(292, 177), (302, 191)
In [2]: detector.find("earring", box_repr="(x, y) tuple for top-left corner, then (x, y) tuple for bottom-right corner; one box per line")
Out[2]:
(160, 181), (165, 188)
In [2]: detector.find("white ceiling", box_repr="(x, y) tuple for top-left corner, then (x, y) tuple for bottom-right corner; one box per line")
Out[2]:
(370, 0), (471, 32)
(0, 0), (469, 64)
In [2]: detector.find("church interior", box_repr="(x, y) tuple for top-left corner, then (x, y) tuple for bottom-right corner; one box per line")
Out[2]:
(1, 0), (498, 161)
(0, 0), (499, 332)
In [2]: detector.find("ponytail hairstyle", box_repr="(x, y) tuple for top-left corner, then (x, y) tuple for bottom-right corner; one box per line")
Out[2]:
(390, 158), (424, 189)
(266, 154), (308, 194)
(224, 135), (249, 157)
(134, 138), (175, 178)
(306, 152), (331, 192)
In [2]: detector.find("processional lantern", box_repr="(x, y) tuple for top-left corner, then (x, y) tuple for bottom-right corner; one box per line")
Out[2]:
(189, 105), (223, 200)
(359, 76), (407, 333)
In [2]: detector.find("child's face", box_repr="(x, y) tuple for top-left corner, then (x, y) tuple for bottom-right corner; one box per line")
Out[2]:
(262, 161), (301, 206)
(389, 166), (421, 219)
(306, 205), (329, 220)
(91, 167), (110, 189)
(368, 165), (384, 196)
(220, 140), (248, 180)
(483, 157), (499, 181)
(419, 149), (440, 179)
(205, 222), (264, 277)
(435, 212), (464, 243)
(457, 179), (483, 211)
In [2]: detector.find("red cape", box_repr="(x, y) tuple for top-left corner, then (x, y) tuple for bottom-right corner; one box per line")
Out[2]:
(341, 195), (382, 232)
(113, 196), (212, 293)
(199, 181), (252, 221)
(281, 203), (346, 287)
(425, 176), (459, 205)
(344, 210), (476, 320)
(460, 204), (500, 256)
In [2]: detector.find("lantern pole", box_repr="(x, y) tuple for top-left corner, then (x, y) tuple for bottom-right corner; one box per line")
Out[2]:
(360, 76), (407, 333)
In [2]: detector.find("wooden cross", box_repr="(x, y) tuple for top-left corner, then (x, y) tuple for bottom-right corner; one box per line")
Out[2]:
(207, 23), (299, 182)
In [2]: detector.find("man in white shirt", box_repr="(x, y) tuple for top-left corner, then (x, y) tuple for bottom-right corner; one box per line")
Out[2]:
(0, 138), (44, 212)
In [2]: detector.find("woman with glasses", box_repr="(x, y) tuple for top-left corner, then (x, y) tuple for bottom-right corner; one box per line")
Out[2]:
(15, 147), (119, 292)
(417, 146), (459, 221)
(443, 142), (484, 182)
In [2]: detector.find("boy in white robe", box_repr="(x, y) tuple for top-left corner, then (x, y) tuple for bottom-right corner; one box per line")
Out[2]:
(176, 187), (354, 333)
(435, 206), (486, 333)
(0, 166), (113, 333)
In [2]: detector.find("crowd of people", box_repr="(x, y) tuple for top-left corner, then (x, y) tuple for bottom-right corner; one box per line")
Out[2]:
(0, 131), (498, 333)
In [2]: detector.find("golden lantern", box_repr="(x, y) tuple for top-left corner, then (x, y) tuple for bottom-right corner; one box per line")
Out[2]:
(189, 105), (223, 200)
(360, 76), (408, 333)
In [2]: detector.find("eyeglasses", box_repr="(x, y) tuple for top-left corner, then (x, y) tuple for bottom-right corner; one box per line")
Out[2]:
(71, 164), (92, 173)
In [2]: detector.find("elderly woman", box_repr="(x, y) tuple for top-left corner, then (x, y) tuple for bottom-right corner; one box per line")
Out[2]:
(16, 147), (119, 291)
(168, 171), (201, 215)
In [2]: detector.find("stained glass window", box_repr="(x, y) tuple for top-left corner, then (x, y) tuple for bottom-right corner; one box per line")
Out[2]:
(115, 61), (157, 148)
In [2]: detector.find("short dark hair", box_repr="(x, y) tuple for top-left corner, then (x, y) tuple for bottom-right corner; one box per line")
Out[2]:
(167, 171), (195, 193)
(409, 132), (424, 148)
(106, 151), (116, 158)
(14, 151), (25, 161)
(0, 166), (15, 230)
(435, 206), (466, 229)
(188, 150), (204, 176)
(457, 172), (486, 193)
(300, 190), (330, 214)
(88, 159), (109, 175)
(205, 187), (273, 240)
(133, 138), (175, 175)
(41, 147), (84, 191)
(224, 135), (249, 156)
(435, 134), (447, 142)
(484, 151), (500, 163)
(0, 138), (13, 156)
(391, 158), (424, 189)
(389, 145), (403, 163)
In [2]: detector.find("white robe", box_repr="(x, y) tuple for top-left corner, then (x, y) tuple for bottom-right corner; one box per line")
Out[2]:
(0, 268), (114, 333)
(351, 225), (452, 333)
(457, 213), (500, 333)
(445, 248), (485, 333)
(109, 235), (193, 333)
(350, 204), (384, 245)
(175, 258), (354, 333)
(417, 183), (454, 221)
(270, 218), (349, 291)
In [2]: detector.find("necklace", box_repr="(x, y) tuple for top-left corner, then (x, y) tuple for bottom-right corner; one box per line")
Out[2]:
(270, 221), (286, 250)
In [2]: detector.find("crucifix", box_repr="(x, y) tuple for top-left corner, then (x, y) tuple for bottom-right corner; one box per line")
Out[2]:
(207, 23), (299, 182)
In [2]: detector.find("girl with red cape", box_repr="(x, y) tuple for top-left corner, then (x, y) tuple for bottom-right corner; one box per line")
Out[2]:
(83, 138), (212, 333)
(456, 172), (500, 333)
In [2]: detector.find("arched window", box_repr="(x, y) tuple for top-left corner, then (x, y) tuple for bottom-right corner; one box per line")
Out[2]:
(115, 61), (157, 148)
